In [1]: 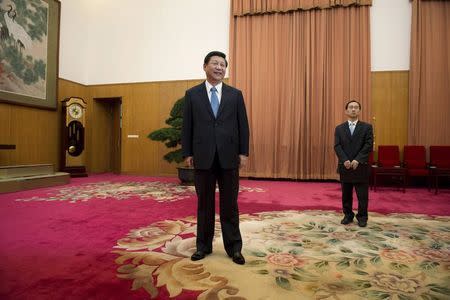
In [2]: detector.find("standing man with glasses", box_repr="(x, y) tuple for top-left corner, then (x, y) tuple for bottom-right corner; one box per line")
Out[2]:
(334, 100), (373, 227)
(182, 51), (249, 265)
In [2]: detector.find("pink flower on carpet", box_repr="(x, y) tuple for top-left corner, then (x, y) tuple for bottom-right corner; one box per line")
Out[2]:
(372, 272), (420, 293)
(286, 234), (303, 242)
(413, 248), (449, 261)
(331, 231), (357, 240)
(429, 231), (450, 242)
(267, 253), (306, 267)
(380, 250), (417, 263)
(280, 222), (297, 227)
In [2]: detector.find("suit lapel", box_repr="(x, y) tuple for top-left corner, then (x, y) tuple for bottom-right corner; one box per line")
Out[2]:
(344, 122), (352, 139)
(352, 122), (363, 139)
(217, 83), (229, 118)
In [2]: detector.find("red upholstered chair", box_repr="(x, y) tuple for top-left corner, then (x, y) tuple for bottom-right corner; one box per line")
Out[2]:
(403, 145), (429, 186)
(373, 145), (406, 192)
(430, 146), (450, 168)
(429, 146), (450, 194)
(378, 145), (401, 167)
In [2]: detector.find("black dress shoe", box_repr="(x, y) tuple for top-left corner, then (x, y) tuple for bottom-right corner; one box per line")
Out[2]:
(191, 250), (210, 261)
(231, 252), (245, 265)
(358, 220), (367, 227)
(340, 216), (354, 225)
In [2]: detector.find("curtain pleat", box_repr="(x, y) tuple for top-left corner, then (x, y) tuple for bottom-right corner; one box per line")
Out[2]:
(408, 0), (450, 146)
(229, 6), (371, 179)
(232, 0), (372, 16)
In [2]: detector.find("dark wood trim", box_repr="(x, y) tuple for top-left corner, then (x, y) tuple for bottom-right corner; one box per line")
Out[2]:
(0, 144), (15, 150)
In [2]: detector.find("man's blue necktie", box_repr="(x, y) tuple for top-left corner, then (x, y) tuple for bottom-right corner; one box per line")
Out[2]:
(210, 86), (219, 117)
(350, 123), (355, 135)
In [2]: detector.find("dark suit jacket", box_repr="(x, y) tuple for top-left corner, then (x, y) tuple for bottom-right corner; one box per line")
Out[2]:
(181, 82), (249, 170)
(334, 121), (373, 182)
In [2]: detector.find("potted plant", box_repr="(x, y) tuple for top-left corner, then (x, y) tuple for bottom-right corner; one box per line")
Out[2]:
(148, 96), (194, 184)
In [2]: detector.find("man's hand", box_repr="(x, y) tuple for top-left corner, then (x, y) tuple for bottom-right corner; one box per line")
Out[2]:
(351, 160), (359, 170)
(344, 160), (351, 169)
(185, 156), (193, 167)
(239, 155), (248, 169)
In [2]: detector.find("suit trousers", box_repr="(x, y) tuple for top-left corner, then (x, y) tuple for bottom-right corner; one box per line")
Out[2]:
(341, 182), (369, 221)
(194, 153), (242, 256)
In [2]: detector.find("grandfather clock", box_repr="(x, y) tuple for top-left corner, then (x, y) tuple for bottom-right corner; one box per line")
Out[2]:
(61, 97), (88, 177)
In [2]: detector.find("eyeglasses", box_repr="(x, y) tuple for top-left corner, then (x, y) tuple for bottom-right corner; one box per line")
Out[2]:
(209, 60), (226, 68)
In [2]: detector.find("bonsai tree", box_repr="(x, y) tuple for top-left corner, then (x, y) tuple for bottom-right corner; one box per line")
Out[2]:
(148, 96), (186, 164)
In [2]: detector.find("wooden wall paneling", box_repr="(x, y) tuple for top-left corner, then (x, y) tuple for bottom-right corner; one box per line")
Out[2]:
(59, 79), (207, 176)
(371, 71), (409, 160)
(155, 81), (191, 176)
(85, 80), (205, 176)
(2, 73), (411, 178)
(391, 72), (409, 152)
(89, 84), (127, 174)
(372, 72), (390, 150)
(0, 78), (87, 169)
(9, 106), (58, 166)
(0, 104), (12, 164)
(124, 83), (160, 175)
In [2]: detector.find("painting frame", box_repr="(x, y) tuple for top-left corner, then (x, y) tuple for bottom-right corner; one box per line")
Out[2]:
(0, 0), (60, 110)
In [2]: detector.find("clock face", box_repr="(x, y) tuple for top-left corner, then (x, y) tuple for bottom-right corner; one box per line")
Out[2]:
(68, 104), (83, 119)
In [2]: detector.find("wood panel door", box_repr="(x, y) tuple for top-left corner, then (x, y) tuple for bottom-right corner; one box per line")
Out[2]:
(92, 97), (122, 173)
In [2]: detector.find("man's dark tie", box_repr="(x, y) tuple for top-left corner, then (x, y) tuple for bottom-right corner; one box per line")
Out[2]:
(210, 87), (219, 117)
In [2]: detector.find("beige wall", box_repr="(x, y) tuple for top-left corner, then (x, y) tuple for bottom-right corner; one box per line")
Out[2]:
(1, 72), (409, 176)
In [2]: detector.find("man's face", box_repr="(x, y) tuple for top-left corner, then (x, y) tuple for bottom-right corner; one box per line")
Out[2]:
(345, 101), (361, 118)
(203, 56), (226, 84)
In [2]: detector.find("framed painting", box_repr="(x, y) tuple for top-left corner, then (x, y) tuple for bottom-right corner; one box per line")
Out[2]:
(0, 0), (60, 110)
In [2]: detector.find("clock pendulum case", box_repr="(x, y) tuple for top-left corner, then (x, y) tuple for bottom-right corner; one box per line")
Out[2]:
(61, 97), (88, 177)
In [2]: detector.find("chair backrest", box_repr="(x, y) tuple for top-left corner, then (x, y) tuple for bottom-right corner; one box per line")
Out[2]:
(403, 145), (426, 169)
(378, 145), (400, 167)
(368, 151), (374, 165)
(430, 146), (450, 168)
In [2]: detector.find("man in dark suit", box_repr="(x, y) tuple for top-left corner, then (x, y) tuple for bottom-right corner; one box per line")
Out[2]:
(334, 100), (373, 227)
(181, 51), (249, 265)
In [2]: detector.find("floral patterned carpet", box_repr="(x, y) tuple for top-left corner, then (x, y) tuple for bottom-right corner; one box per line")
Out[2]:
(15, 181), (264, 203)
(1, 175), (449, 299)
(113, 210), (450, 300)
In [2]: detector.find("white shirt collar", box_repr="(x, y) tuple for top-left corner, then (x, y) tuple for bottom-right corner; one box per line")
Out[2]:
(348, 120), (358, 126)
(205, 81), (223, 95)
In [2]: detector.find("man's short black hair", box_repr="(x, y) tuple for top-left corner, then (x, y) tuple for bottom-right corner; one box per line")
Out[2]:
(204, 51), (228, 67)
(345, 100), (361, 110)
